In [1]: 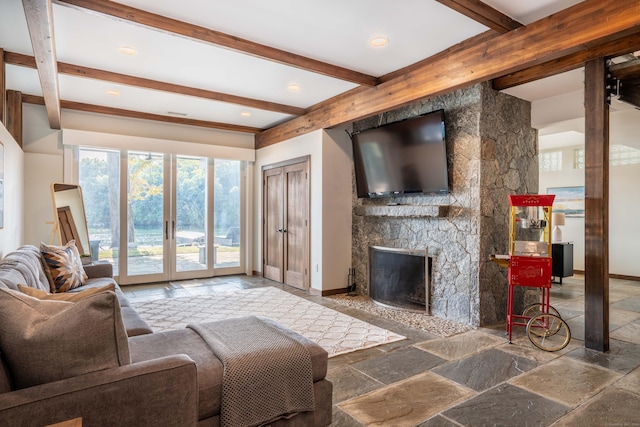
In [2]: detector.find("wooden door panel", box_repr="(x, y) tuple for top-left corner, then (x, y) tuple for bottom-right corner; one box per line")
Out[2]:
(262, 157), (309, 290)
(283, 162), (308, 289)
(263, 168), (283, 282)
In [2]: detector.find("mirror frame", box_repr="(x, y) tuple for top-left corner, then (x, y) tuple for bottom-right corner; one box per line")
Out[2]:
(50, 183), (91, 258)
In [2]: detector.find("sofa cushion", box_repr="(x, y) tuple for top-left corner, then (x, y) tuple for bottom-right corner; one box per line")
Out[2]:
(0, 245), (52, 292)
(40, 241), (88, 292)
(0, 288), (131, 389)
(68, 277), (130, 307)
(18, 283), (116, 302)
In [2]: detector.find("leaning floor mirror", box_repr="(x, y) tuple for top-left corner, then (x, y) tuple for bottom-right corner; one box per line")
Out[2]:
(50, 182), (91, 259)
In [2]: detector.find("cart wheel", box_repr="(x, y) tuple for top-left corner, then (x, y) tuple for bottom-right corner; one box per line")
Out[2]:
(522, 303), (561, 319)
(526, 313), (571, 352)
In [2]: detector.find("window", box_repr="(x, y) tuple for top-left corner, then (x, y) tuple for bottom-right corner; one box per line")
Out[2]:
(78, 147), (244, 282)
(573, 145), (640, 169)
(610, 145), (640, 166)
(214, 159), (241, 268)
(78, 148), (121, 275)
(539, 151), (563, 171)
(574, 148), (584, 170)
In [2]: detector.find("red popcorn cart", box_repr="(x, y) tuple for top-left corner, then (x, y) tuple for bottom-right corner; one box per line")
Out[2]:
(492, 195), (571, 351)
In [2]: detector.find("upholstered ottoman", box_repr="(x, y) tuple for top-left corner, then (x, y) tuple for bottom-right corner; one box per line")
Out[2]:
(128, 316), (333, 426)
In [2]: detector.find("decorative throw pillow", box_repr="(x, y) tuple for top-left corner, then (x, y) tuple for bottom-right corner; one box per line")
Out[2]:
(18, 283), (116, 302)
(0, 288), (130, 389)
(40, 241), (88, 292)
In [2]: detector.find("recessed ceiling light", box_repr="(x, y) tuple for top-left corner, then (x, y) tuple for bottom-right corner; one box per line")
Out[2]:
(288, 84), (300, 92)
(106, 90), (120, 96)
(167, 111), (187, 117)
(369, 36), (388, 47)
(240, 111), (252, 117)
(119, 46), (137, 55)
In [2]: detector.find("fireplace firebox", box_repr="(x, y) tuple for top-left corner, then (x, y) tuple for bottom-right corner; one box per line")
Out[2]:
(369, 246), (430, 312)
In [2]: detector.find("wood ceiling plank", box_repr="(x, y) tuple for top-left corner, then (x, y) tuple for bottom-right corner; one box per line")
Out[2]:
(21, 93), (262, 134)
(256, 0), (640, 148)
(493, 33), (640, 90)
(22, 0), (61, 129)
(53, 0), (378, 87)
(4, 51), (306, 116)
(436, 0), (522, 33)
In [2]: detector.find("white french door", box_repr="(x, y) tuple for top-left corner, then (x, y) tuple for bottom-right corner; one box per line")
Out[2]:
(79, 147), (244, 285)
(119, 152), (213, 284)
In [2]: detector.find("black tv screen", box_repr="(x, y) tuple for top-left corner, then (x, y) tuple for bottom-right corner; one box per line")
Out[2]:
(352, 109), (449, 198)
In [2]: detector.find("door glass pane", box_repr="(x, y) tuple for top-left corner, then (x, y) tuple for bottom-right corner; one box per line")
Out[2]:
(78, 148), (120, 276)
(214, 159), (241, 268)
(127, 152), (164, 276)
(176, 156), (207, 272)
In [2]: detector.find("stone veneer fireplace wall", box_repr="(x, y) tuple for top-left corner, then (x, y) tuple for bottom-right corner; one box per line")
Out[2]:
(351, 82), (538, 326)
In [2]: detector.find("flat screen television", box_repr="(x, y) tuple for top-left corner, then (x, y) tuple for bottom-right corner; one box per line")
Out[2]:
(351, 109), (449, 198)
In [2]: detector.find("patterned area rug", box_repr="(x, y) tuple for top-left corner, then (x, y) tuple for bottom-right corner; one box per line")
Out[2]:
(132, 287), (406, 357)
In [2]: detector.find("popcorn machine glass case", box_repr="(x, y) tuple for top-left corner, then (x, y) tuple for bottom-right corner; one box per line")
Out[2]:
(508, 194), (555, 257)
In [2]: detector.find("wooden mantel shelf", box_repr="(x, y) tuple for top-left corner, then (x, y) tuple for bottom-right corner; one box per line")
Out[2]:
(354, 205), (448, 218)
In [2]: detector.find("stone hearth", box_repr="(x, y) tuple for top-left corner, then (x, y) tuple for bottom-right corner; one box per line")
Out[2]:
(352, 82), (538, 326)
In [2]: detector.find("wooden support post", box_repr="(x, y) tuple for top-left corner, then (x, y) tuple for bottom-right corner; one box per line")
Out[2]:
(584, 57), (609, 352)
(1, 48), (5, 126)
(6, 90), (23, 148)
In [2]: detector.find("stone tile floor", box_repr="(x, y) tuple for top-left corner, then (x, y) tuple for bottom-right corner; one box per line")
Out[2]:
(122, 274), (640, 427)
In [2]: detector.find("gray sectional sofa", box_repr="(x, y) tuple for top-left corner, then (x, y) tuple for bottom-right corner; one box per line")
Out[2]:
(0, 245), (332, 426)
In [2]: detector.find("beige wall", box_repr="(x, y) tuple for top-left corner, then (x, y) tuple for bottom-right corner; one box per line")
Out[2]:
(0, 123), (24, 257)
(540, 144), (640, 276)
(253, 127), (353, 292)
(254, 131), (324, 290)
(321, 128), (353, 291)
(24, 153), (63, 248)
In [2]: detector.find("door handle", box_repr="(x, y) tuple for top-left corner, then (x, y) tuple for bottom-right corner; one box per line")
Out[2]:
(277, 228), (283, 233)
(172, 220), (176, 239)
(165, 221), (169, 240)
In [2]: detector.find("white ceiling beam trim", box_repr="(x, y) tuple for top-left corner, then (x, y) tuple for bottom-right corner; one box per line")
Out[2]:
(22, 0), (61, 129)
(62, 129), (256, 162)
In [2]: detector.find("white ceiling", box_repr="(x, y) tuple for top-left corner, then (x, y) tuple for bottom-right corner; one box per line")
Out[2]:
(503, 68), (640, 150)
(1, 0), (639, 147)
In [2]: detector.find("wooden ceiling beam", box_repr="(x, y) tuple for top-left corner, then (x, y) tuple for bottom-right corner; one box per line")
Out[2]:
(436, 0), (522, 33)
(256, 0), (640, 148)
(618, 78), (640, 109)
(53, 0), (378, 87)
(611, 58), (640, 108)
(22, 93), (263, 134)
(379, 30), (499, 84)
(493, 32), (640, 90)
(4, 51), (306, 116)
(609, 58), (640, 81)
(22, 0), (61, 129)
